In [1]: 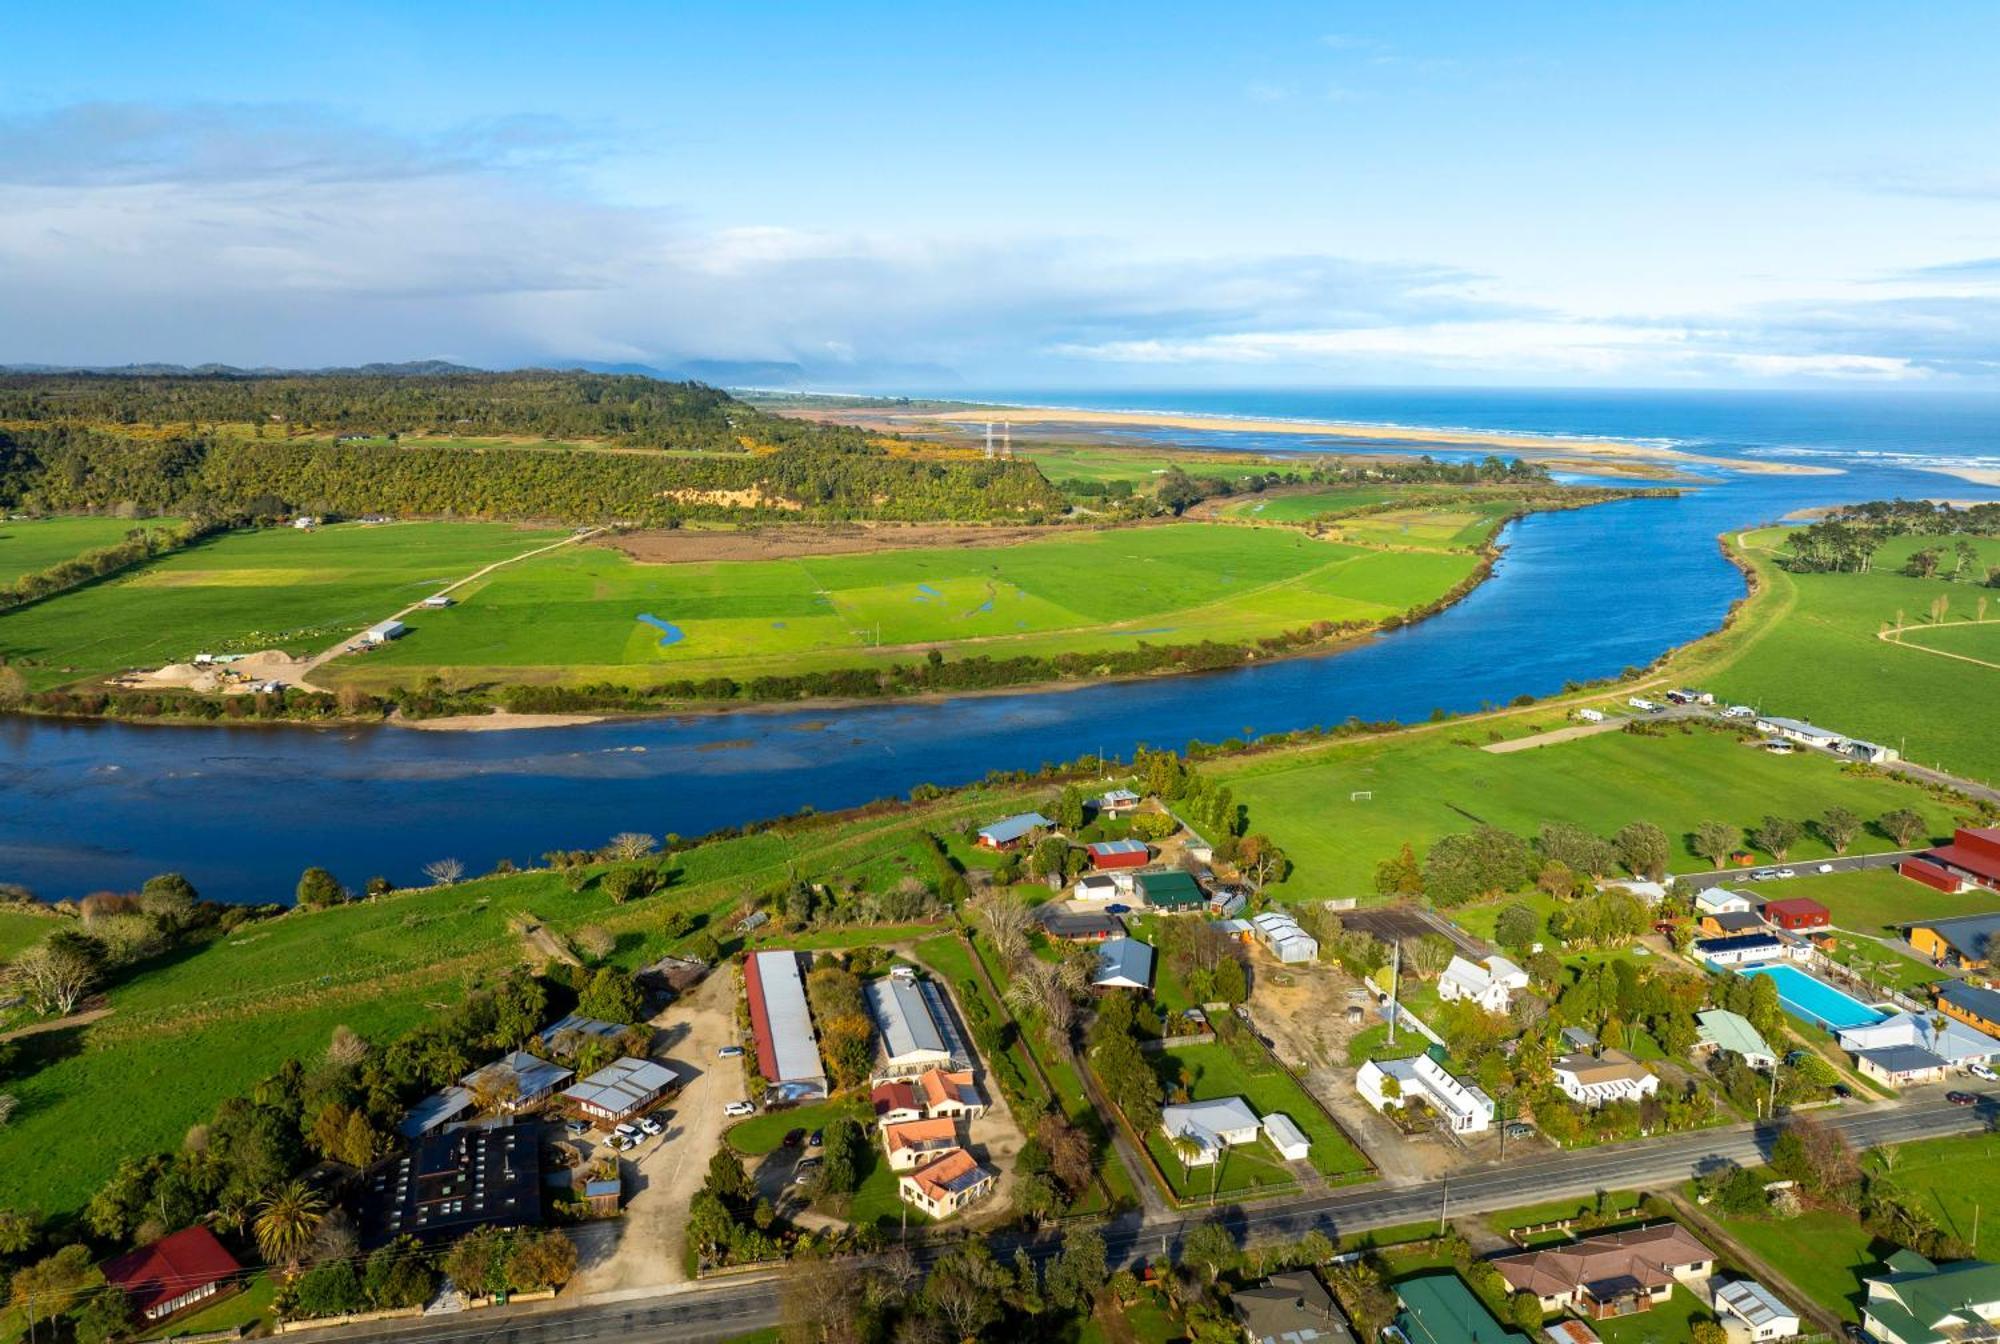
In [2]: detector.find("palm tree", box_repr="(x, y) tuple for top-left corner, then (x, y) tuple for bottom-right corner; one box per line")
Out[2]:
(1170, 1132), (1206, 1198)
(255, 1180), (327, 1271)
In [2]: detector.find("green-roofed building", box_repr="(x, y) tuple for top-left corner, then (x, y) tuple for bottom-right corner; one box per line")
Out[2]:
(1136, 869), (1205, 911)
(1694, 1008), (1776, 1070)
(1862, 1251), (2000, 1344)
(1389, 1274), (1532, 1344)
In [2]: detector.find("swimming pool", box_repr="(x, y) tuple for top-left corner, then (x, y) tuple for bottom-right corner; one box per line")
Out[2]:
(1735, 963), (1885, 1031)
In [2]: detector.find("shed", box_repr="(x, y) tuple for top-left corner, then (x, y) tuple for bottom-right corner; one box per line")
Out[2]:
(1086, 839), (1151, 870)
(1092, 937), (1155, 991)
(1762, 896), (1830, 931)
(1097, 788), (1141, 815)
(362, 618), (406, 644)
(1136, 869), (1205, 910)
(582, 1175), (621, 1216)
(398, 1086), (474, 1139)
(1261, 1112), (1311, 1161)
(561, 1056), (680, 1123)
(421, 594), (455, 608)
(745, 949), (828, 1100)
(976, 812), (1053, 850)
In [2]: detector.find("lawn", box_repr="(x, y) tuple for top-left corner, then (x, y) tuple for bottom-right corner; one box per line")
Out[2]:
(1591, 1285), (1719, 1344)
(1219, 486), (1433, 522)
(1483, 1191), (1646, 1242)
(1752, 867), (1988, 938)
(332, 519), (1483, 690)
(0, 520), (565, 688)
(1708, 530), (2000, 784)
(724, 1099), (856, 1156)
(1221, 720), (1966, 898)
(138, 1273), (273, 1339)
(1707, 1205), (1880, 1323)
(0, 906), (60, 960)
(1818, 930), (1945, 993)
(1887, 1131), (2000, 1260)
(0, 515), (182, 584)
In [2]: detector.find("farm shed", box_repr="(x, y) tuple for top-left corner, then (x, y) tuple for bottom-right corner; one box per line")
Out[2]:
(1136, 868), (1205, 911)
(744, 949), (829, 1100)
(1086, 838), (1151, 870)
(562, 1057), (681, 1123)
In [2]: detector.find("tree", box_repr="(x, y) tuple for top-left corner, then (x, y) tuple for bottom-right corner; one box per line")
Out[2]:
(1690, 821), (1741, 868)
(363, 1238), (435, 1309)
(1044, 1226), (1108, 1310)
(1053, 783), (1087, 832)
(977, 894), (1033, 968)
(423, 857), (465, 886)
(605, 832), (658, 862)
(138, 872), (199, 930)
(1509, 1291), (1543, 1333)
(255, 1179), (328, 1269)
(72, 1285), (134, 1344)
(1690, 1322), (1729, 1344)
(296, 866), (346, 909)
(1817, 806), (1862, 854)
(1494, 903), (1539, 952)
(576, 966), (646, 1023)
(1751, 816), (1802, 861)
(573, 925), (615, 960)
(1880, 809), (1928, 848)
(1615, 821), (1670, 882)
(1373, 842), (1424, 896)
(294, 1260), (365, 1318)
(601, 865), (654, 904)
(921, 1242), (1008, 1340)
(8, 935), (100, 1015)
(1405, 934), (1453, 980)
(1238, 833), (1289, 889)
(1182, 1219), (1237, 1283)
(505, 1227), (579, 1291)
(1422, 827), (1531, 906)
(442, 1226), (509, 1296)
(9, 1244), (95, 1327)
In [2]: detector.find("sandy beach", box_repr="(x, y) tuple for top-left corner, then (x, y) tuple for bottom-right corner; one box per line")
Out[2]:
(1925, 464), (2000, 488)
(912, 405), (1839, 477)
(393, 709), (606, 732)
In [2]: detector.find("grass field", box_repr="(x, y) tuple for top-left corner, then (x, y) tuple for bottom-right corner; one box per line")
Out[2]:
(0, 521), (564, 688)
(1218, 486), (1437, 522)
(1219, 721), (1964, 897)
(0, 516), (181, 585)
(0, 906), (60, 960)
(1708, 531), (2000, 784)
(335, 519), (1482, 688)
(1016, 442), (1282, 487)
(1593, 1285), (1719, 1344)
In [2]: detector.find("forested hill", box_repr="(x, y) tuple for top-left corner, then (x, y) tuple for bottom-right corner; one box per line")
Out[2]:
(0, 369), (851, 453)
(0, 370), (1066, 524)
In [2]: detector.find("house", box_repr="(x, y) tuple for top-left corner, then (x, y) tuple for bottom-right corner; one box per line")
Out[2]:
(866, 976), (972, 1078)
(460, 1050), (573, 1112)
(1754, 716), (1843, 750)
(1356, 1054), (1495, 1133)
(1233, 1271), (1356, 1344)
(362, 618), (407, 644)
(1073, 874), (1120, 901)
(870, 1079), (924, 1125)
(1694, 1009), (1776, 1070)
(360, 1124), (541, 1246)
(1699, 909), (1767, 938)
(1388, 1274), (1532, 1344)
(1694, 933), (1789, 966)
(1902, 827), (2000, 895)
(398, 1086), (474, 1139)
(1159, 1096), (1263, 1165)
(1040, 908), (1123, 942)
(1553, 1049), (1659, 1106)
(1561, 1025), (1600, 1052)
(1861, 1250), (2000, 1344)
(1714, 1280), (1800, 1342)
(100, 1226), (243, 1324)
(914, 1067), (987, 1120)
(1854, 1044), (1951, 1088)
(1262, 1112), (1311, 1161)
(1250, 910), (1318, 963)
(1086, 839), (1151, 870)
(1437, 954), (1529, 1013)
(1097, 788), (1142, 816)
(976, 812), (1053, 850)
(1839, 1011), (2000, 1066)
(882, 1117), (961, 1171)
(744, 949), (829, 1102)
(1908, 912), (2000, 970)
(561, 1057), (680, 1124)
(1937, 979), (2000, 1038)
(1606, 879), (1668, 906)
(1092, 937), (1155, 991)
(420, 593), (455, 608)
(1762, 896), (1830, 932)
(1492, 1223), (1714, 1319)
(1137, 869), (1206, 911)
(898, 1148), (996, 1217)
(1695, 888), (1756, 917)
(536, 1012), (632, 1056)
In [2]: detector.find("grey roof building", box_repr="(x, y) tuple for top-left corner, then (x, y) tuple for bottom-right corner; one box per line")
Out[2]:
(460, 1051), (573, 1111)
(1233, 1271), (1355, 1344)
(561, 1057), (680, 1123)
(866, 976), (972, 1077)
(1092, 937), (1155, 990)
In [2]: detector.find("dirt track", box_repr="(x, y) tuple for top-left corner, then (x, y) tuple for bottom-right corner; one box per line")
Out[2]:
(601, 523), (1087, 565)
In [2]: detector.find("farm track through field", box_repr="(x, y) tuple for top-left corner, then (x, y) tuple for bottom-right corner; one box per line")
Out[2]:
(1879, 617), (2000, 671)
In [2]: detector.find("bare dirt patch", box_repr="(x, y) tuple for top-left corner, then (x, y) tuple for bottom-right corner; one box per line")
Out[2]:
(601, 522), (1081, 565)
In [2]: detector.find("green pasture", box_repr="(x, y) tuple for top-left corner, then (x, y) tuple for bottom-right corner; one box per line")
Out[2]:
(1218, 486), (1429, 522)
(1220, 722), (1967, 898)
(340, 520), (1480, 687)
(0, 906), (60, 960)
(1016, 442), (1279, 487)
(0, 515), (182, 585)
(0, 521), (563, 688)
(1707, 530), (2000, 783)
(1334, 501), (1516, 550)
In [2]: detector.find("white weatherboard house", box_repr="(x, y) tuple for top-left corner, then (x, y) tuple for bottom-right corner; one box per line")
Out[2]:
(1553, 1049), (1659, 1107)
(1437, 954), (1529, 1013)
(1159, 1097), (1262, 1165)
(1715, 1280), (1801, 1342)
(1755, 716), (1843, 750)
(1840, 1011), (2000, 1067)
(1356, 1054), (1495, 1133)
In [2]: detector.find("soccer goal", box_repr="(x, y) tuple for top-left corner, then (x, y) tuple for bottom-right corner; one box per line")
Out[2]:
(1350, 790), (1373, 802)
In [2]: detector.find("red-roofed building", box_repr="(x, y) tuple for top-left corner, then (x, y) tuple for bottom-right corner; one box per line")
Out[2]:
(871, 1079), (922, 1125)
(1086, 839), (1151, 870)
(1762, 896), (1831, 931)
(1903, 826), (2000, 895)
(898, 1148), (996, 1217)
(100, 1227), (243, 1323)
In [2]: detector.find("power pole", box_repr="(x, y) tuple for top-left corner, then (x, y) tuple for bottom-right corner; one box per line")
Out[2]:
(1386, 941), (1403, 1045)
(1438, 1175), (1450, 1236)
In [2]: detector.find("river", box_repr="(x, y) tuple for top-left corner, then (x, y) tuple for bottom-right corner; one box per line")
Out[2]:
(3, 388), (1997, 903)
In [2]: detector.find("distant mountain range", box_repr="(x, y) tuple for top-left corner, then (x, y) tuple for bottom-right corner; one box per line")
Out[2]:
(0, 355), (956, 391)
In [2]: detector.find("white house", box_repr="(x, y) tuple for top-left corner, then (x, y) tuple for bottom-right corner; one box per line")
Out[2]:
(1437, 955), (1529, 1013)
(1249, 911), (1318, 964)
(1715, 1279), (1801, 1342)
(1262, 1112), (1311, 1161)
(1553, 1049), (1659, 1107)
(1159, 1097), (1263, 1165)
(1073, 874), (1119, 901)
(1755, 716), (1843, 750)
(1356, 1054), (1495, 1133)
(1694, 933), (1789, 966)
(1695, 888), (1755, 917)
(1839, 1011), (2000, 1067)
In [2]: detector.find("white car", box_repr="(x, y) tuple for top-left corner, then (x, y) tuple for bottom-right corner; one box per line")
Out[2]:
(717, 1045), (744, 1059)
(724, 1100), (755, 1117)
(1970, 1063), (1998, 1082)
(1817, 863), (1835, 874)
(613, 1122), (641, 1141)
(637, 1115), (664, 1136)
(1750, 868), (1777, 881)
(607, 1133), (636, 1152)
(1775, 867), (1797, 879)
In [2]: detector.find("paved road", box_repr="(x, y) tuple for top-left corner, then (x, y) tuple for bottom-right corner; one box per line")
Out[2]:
(286, 1090), (1997, 1344)
(1677, 847), (1920, 892)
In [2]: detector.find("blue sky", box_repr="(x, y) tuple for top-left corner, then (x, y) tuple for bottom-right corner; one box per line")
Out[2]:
(3, 2), (1998, 388)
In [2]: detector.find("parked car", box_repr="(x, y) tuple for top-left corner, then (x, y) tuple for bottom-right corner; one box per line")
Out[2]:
(782, 1127), (807, 1148)
(1504, 1122), (1535, 1140)
(565, 1118), (591, 1137)
(614, 1122), (641, 1140)
(794, 1157), (823, 1188)
(1970, 1063), (1999, 1082)
(1817, 863), (1836, 874)
(638, 1115), (665, 1136)
(1106, 903), (1132, 915)
(717, 1044), (744, 1059)
(724, 1100), (755, 1117)
(1775, 867), (1797, 879)
(607, 1133), (636, 1151)
(1947, 1091), (1978, 1106)
(1750, 868), (1777, 881)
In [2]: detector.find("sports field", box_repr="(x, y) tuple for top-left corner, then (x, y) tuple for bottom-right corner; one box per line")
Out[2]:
(1219, 722), (1965, 897)
(0, 515), (181, 585)
(335, 520), (1483, 688)
(1707, 530), (2000, 782)
(0, 521), (563, 689)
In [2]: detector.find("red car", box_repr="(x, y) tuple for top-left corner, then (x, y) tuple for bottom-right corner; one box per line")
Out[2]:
(1946, 1091), (1978, 1106)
